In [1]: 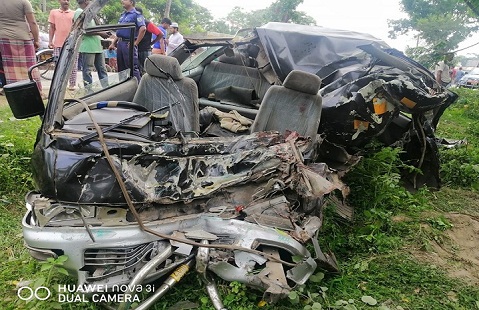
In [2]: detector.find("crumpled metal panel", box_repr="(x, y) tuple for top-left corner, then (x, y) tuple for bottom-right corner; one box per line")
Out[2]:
(255, 22), (457, 187)
(255, 22), (390, 81)
(41, 131), (342, 205)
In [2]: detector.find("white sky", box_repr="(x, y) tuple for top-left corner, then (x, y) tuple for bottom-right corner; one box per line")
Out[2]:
(195, 0), (479, 56)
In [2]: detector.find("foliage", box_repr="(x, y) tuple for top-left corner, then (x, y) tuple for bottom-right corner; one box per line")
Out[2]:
(12, 255), (93, 310)
(205, 0), (316, 34)
(0, 114), (40, 198)
(388, 0), (479, 67)
(319, 146), (430, 258)
(38, 0), (317, 38)
(101, 0), (211, 34)
(452, 87), (479, 121)
(427, 215), (454, 231)
(344, 145), (422, 211)
(28, 0), (212, 35)
(440, 147), (479, 190)
(436, 88), (479, 190)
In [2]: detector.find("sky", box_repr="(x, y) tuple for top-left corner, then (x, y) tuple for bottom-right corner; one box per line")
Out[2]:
(194, 0), (479, 56)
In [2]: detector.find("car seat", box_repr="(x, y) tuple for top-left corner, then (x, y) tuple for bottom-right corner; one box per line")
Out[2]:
(133, 54), (200, 132)
(250, 69), (322, 140)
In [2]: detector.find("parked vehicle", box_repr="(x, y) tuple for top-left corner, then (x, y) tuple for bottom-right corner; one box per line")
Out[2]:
(4, 0), (457, 308)
(458, 67), (479, 88)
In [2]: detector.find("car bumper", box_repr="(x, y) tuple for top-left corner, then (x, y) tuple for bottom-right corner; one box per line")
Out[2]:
(22, 209), (316, 289)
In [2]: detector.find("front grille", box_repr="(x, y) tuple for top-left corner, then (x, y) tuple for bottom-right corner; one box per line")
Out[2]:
(83, 243), (155, 281)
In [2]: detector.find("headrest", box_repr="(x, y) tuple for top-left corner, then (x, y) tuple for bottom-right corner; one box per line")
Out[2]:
(283, 70), (321, 95)
(144, 54), (183, 80)
(218, 53), (246, 66)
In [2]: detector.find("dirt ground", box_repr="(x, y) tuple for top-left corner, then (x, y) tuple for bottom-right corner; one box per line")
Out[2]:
(411, 212), (479, 286)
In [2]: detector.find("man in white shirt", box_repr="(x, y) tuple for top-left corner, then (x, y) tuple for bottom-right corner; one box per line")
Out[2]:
(435, 53), (453, 88)
(166, 22), (184, 55)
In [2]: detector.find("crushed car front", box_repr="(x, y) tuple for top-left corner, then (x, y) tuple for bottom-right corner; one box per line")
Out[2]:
(20, 0), (343, 307)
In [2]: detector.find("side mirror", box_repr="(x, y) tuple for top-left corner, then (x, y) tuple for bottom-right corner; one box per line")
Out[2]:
(3, 57), (53, 119)
(4, 80), (44, 119)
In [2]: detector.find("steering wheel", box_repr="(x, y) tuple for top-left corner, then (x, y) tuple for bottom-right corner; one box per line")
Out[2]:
(86, 101), (150, 112)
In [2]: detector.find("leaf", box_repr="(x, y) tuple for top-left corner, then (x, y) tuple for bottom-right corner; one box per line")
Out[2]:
(335, 300), (348, 306)
(360, 261), (369, 271)
(311, 302), (322, 310)
(289, 291), (298, 300)
(56, 255), (69, 264)
(258, 300), (267, 307)
(309, 272), (325, 283)
(361, 295), (378, 306)
(56, 267), (69, 276)
(33, 277), (45, 289)
(308, 292), (319, 299)
(378, 306), (391, 310)
(200, 297), (209, 304)
(40, 264), (52, 272)
(292, 255), (304, 263)
(344, 305), (358, 310)
(447, 291), (458, 302)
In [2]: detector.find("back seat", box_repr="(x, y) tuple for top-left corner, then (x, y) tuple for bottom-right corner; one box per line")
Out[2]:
(197, 54), (271, 119)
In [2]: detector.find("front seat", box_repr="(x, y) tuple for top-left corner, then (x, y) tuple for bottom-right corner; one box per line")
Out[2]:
(133, 54), (200, 132)
(250, 70), (322, 139)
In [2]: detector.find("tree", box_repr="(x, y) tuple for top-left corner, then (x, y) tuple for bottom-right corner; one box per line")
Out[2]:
(164, 0), (172, 18)
(388, 0), (479, 67)
(205, 0), (315, 34)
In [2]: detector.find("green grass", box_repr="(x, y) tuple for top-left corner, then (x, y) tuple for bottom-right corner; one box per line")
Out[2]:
(0, 107), (42, 308)
(2, 88), (479, 310)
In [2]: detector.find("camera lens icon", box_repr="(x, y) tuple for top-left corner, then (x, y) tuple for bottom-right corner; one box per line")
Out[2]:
(17, 286), (51, 301)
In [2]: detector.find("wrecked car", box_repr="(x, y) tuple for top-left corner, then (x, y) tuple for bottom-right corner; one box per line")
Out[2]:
(4, 0), (456, 308)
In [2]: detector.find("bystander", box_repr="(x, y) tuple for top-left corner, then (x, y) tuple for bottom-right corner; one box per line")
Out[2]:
(0, 0), (43, 96)
(108, 0), (145, 82)
(48, 0), (77, 90)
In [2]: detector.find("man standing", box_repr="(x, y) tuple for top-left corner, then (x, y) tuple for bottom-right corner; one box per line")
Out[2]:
(135, 7), (162, 74)
(152, 18), (171, 55)
(74, 0), (108, 91)
(108, 0), (145, 82)
(0, 0), (43, 95)
(435, 53), (453, 88)
(48, 0), (77, 90)
(454, 67), (465, 85)
(166, 22), (184, 55)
